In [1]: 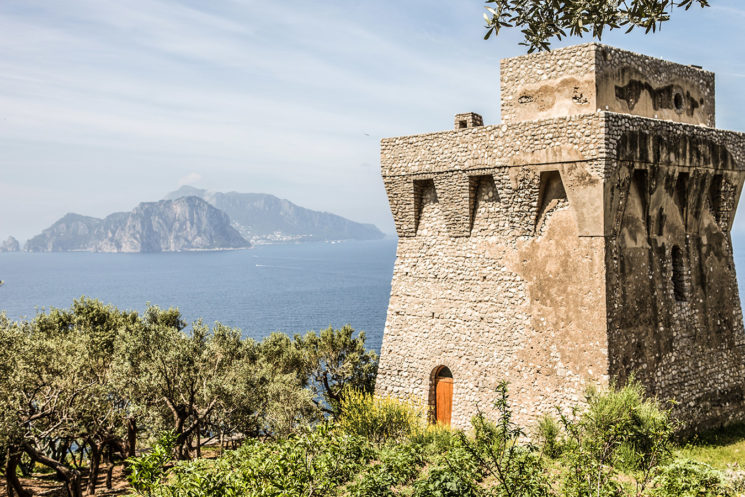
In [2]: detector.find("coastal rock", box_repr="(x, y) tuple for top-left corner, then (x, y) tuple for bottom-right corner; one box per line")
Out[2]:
(25, 197), (250, 253)
(0, 236), (20, 252)
(165, 186), (385, 244)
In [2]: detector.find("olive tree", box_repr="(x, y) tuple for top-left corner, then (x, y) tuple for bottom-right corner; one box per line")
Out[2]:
(0, 299), (382, 496)
(116, 308), (244, 459)
(1, 309), (93, 497)
(483, 0), (710, 52)
(299, 325), (378, 416)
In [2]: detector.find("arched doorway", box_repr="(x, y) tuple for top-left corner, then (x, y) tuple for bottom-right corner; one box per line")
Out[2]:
(431, 366), (453, 426)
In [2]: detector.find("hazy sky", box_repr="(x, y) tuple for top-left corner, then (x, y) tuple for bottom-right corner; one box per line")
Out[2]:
(2, 0), (745, 241)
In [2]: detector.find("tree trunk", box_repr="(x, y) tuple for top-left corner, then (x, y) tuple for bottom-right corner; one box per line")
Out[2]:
(126, 418), (137, 458)
(195, 422), (201, 459)
(105, 465), (114, 490)
(65, 473), (82, 497)
(103, 445), (113, 490)
(174, 414), (189, 460)
(6, 451), (31, 497)
(86, 442), (101, 495)
(23, 443), (82, 497)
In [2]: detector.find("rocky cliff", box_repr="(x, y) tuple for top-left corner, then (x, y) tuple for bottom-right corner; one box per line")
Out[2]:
(0, 236), (20, 252)
(164, 186), (385, 244)
(25, 197), (250, 253)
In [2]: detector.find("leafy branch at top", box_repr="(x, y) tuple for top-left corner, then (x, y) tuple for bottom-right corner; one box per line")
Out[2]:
(483, 0), (711, 52)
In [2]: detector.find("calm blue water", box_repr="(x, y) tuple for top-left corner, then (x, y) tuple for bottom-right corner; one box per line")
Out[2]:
(0, 239), (397, 352)
(3, 236), (745, 354)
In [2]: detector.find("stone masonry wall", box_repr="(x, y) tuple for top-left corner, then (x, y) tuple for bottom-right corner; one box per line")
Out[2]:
(379, 43), (745, 432)
(500, 43), (715, 127)
(603, 114), (745, 430)
(378, 114), (611, 429)
(378, 110), (745, 431)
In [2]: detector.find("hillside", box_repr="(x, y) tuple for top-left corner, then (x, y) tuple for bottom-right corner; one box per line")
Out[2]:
(164, 186), (385, 244)
(25, 197), (250, 253)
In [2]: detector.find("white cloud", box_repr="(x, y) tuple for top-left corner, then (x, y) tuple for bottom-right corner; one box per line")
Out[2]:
(2, 0), (745, 239)
(177, 172), (202, 187)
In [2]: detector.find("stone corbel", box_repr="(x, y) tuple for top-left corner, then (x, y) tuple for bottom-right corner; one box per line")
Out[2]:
(433, 172), (471, 238)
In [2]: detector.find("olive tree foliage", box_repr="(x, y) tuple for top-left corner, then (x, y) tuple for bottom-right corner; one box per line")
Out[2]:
(0, 300), (141, 497)
(0, 298), (378, 497)
(300, 325), (378, 415)
(483, 0), (710, 52)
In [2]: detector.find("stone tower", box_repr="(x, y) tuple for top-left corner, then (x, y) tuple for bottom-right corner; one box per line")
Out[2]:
(375, 43), (745, 431)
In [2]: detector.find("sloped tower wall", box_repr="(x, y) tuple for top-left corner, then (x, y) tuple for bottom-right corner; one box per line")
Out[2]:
(376, 43), (745, 431)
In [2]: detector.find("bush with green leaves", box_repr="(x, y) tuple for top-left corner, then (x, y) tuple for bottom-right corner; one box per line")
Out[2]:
(413, 464), (480, 497)
(559, 379), (675, 497)
(348, 441), (425, 497)
(535, 413), (563, 459)
(649, 459), (733, 497)
(412, 442), (482, 497)
(453, 382), (552, 497)
(127, 431), (177, 496)
(122, 382), (745, 497)
(337, 388), (425, 444)
(148, 424), (374, 497)
(164, 458), (244, 497)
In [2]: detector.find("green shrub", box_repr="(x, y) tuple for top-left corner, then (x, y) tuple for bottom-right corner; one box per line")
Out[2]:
(148, 425), (374, 497)
(348, 441), (425, 497)
(164, 458), (244, 497)
(649, 459), (733, 497)
(127, 431), (177, 496)
(413, 461), (480, 497)
(233, 425), (372, 496)
(337, 389), (425, 444)
(348, 467), (398, 497)
(454, 382), (552, 497)
(559, 379), (674, 496)
(535, 413), (563, 459)
(410, 431), (483, 497)
(412, 424), (460, 457)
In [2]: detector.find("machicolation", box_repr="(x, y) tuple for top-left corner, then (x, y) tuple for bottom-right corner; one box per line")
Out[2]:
(375, 43), (745, 431)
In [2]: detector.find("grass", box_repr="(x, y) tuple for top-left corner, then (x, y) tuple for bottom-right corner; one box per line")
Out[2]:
(676, 423), (745, 469)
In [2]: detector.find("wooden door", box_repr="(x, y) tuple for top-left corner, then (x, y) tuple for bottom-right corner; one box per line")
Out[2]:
(435, 377), (453, 426)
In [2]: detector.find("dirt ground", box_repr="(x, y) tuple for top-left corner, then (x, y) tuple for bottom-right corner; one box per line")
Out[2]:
(2, 464), (131, 497)
(1, 446), (228, 497)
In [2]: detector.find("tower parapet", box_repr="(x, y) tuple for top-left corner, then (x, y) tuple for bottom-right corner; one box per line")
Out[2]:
(376, 43), (745, 431)
(500, 43), (715, 127)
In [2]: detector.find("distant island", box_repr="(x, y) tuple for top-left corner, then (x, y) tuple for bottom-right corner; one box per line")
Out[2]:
(25, 197), (249, 253)
(0, 236), (20, 252)
(21, 188), (385, 253)
(164, 186), (385, 245)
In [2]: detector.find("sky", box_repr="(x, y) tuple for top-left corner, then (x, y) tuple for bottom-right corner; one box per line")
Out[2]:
(2, 1), (745, 241)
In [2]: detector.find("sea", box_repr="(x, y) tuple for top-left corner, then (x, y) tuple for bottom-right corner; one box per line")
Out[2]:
(4, 237), (745, 354)
(0, 239), (397, 352)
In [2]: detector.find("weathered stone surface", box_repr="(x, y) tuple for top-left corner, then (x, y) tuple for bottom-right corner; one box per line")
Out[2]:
(376, 43), (745, 432)
(501, 43), (715, 127)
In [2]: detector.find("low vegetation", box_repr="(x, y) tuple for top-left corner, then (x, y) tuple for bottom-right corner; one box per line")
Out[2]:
(2, 298), (745, 497)
(126, 382), (745, 497)
(0, 298), (376, 497)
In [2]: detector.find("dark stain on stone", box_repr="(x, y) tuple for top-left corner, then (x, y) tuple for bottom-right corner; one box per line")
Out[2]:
(572, 87), (588, 104)
(615, 79), (700, 117)
(617, 131), (733, 171)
